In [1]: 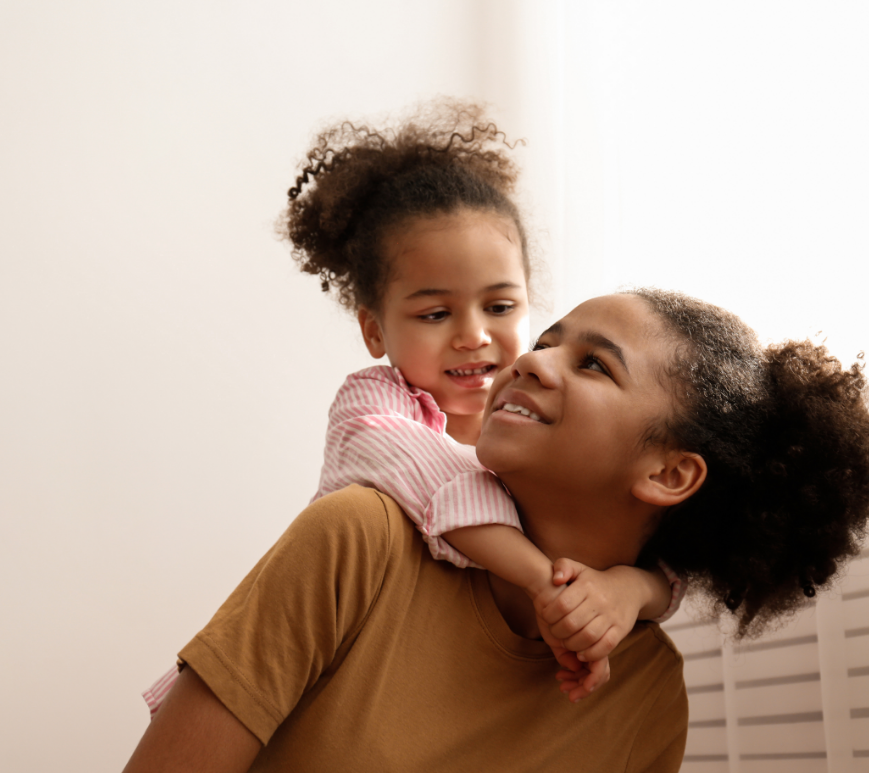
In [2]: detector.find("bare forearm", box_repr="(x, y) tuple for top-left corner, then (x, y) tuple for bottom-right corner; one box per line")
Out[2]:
(123, 667), (261, 773)
(607, 564), (672, 621)
(444, 524), (552, 595)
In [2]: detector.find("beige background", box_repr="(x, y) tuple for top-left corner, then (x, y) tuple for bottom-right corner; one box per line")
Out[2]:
(2, 2), (868, 771)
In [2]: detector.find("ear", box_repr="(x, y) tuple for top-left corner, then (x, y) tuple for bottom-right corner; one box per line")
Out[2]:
(357, 307), (387, 359)
(632, 450), (707, 508)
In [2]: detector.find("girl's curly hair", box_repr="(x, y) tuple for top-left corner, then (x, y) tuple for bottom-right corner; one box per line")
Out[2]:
(632, 288), (869, 637)
(277, 99), (531, 312)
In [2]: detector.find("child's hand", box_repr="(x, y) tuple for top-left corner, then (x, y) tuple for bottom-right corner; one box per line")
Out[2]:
(556, 656), (611, 703)
(534, 558), (647, 663)
(537, 612), (611, 701)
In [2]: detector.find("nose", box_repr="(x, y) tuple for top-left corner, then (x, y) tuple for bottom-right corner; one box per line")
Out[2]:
(452, 311), (492, 351)
(512, 347), (560, 389)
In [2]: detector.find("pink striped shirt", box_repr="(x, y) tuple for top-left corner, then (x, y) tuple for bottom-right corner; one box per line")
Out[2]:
(313, 366), (521, 569)
(142, 365), (685, 717)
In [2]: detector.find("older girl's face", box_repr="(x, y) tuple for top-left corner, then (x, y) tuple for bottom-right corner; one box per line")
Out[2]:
(476, 294), (674, 497)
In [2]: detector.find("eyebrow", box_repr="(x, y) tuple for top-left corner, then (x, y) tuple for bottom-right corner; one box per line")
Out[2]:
(403, 282), (524, 301)
(539, 322), (630, 374)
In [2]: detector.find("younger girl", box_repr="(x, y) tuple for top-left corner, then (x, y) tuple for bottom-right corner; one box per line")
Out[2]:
(281, 102), (683, 673)
(143, 102), (680, 712)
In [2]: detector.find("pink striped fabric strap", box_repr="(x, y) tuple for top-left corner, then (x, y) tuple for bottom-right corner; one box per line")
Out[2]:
(142, 665), (179, 718)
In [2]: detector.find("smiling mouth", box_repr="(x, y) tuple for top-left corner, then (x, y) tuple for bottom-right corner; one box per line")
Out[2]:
(498, 402), (543, 422)
(446, 365), (496, 377)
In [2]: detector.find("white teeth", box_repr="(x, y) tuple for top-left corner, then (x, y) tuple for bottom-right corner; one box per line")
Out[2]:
(501, 403), (542, 422)
(449, 367), (491, 376)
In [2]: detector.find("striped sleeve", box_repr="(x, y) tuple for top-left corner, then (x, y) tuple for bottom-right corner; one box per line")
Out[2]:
(314, 366), (521, 569)
(142, 666), (179, 718)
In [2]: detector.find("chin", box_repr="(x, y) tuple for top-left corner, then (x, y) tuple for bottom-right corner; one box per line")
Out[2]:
(474, 433), (510, 472)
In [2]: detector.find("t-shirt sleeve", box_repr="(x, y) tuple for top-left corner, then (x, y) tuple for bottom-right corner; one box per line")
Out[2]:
(625, 640), (689, 773)
(178, 486), (393, 745)
(315, 367), (521, 569)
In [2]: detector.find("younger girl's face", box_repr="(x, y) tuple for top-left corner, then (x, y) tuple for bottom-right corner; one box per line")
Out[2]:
(358, 209), (530, 443)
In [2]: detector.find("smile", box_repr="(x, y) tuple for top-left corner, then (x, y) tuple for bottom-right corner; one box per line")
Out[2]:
(446, 365), (496, 376)
(498, 402), (543, 422)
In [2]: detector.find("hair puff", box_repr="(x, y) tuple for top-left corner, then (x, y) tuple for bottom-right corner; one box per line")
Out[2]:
(277, 99), (530, 311)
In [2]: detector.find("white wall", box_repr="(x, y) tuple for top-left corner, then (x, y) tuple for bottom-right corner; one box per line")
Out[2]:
(4, 2), (869, 771)
(0, 2), (515, 770)
(551, 1), (869, 363)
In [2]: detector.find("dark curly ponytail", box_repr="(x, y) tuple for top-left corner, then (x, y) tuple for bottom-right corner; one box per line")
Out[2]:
(277, 99), (531, 312)
(631, 288), (869, 637)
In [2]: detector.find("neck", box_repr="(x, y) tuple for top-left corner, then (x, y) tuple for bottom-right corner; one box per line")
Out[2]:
(484, 478), (661, 639)
(444, 412), (482, 446)
(510, 477), (656, 568)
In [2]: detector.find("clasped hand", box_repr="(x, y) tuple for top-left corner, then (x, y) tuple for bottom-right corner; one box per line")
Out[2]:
(531, 558), (639, 703)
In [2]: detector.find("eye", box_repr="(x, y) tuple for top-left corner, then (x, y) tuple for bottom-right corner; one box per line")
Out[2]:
(418, 310), (449, 322)
(580, 353), (608, 375)
(486, 302), (515, 316)
(530, 337), (549, 352)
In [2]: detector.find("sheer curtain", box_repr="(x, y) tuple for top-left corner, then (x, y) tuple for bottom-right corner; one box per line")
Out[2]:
(489, 2), (869, 770)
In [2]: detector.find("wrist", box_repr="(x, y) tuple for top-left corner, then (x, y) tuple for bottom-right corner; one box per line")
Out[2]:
(608, 565), (654, 617)
(620, 564), (670, 620)
(523, 570), (554, 601)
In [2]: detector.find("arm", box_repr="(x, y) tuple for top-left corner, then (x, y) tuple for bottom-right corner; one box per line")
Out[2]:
(139, 368), (443, 720)
(447, 527), (673, 625)
(318, 368), (522, 568)
(123, 668), (261, 773)
(446, 525), (613, 696)
(537, 559), (673, 663)
(124, 488), (393, 766)
(444, 523), (551, 593)
(530, 559), (674, 701)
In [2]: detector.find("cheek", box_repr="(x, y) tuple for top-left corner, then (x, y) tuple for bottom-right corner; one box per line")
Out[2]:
(498, 314), (530, 365)
(483, 368), (514, 414)
(382, 322), (434, 362)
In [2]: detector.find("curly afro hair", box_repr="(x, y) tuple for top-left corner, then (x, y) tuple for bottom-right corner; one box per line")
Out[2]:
(631, 288), (869, 637)
(277, 99), (531, 312)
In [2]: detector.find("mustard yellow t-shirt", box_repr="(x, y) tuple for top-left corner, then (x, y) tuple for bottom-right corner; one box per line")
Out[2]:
(179, 485), (688, 772)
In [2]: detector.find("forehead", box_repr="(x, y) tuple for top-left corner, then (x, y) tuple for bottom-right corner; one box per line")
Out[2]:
(558, 294), (669, 372)
(384, 210), (526, 284)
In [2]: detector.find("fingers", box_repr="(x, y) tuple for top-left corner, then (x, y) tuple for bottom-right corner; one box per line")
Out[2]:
(531, 580), (566, 614)
(556, 657), (611, 702)
(551, 646), (582, 673)
(537, 572), (631, 659)
(537, 580), (593, 629)
(535, 613), (564, 652)
(574, 627), (622, 662)
(549, 611), (602, 652)
(551, 557), (587, 586)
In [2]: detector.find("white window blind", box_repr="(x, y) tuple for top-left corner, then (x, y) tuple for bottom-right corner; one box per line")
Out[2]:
(662, 548), (869, 772)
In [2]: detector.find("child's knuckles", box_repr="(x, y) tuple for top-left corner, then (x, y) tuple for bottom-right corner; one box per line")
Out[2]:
(552, 594), (579, 617)
(566, 631), (596, 651)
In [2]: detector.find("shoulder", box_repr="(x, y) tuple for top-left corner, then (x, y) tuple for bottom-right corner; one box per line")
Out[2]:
(335, 366), (412, 403)
(617, 625), (688, 772)
(290, 485), (419, 567)
(330, 367), (445, 432)
(296, 484), (407, 538)
(609, 622), (686, 711)
(614, 622), (684, 672)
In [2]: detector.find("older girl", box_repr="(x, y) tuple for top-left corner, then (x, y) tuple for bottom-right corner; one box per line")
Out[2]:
(125, 289), (869, 772)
